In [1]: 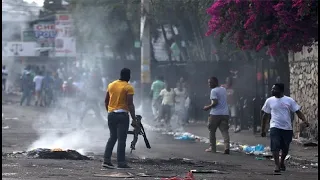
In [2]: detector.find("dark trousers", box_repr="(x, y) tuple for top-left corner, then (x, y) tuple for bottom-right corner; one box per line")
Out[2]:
(208, 115), (230, 151)
(270, 127), (293, 154)
(103, 112), (129, 165)
(20, 89), (32, 105)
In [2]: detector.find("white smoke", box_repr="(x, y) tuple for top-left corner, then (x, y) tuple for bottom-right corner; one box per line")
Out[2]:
(2, 0), (41, 92)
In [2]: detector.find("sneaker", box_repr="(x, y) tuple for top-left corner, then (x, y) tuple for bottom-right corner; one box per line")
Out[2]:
(117, 164), (132, 169)
(205, 147), (216, 153)
(102, 162), (115, 169)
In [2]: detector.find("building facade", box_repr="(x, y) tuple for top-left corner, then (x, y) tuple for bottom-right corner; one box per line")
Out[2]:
(289, 43), (318, 140)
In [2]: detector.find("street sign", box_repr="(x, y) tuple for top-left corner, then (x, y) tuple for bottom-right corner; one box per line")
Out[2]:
(22, 30), (36, 42)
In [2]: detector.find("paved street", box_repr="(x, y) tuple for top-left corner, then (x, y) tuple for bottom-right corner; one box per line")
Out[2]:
(2, 97), (318, 180)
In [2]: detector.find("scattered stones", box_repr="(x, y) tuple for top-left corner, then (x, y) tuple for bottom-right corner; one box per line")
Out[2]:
(2, 173), (17, 176)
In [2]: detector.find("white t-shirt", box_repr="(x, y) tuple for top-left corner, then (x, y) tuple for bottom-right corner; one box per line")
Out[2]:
(33, 75), (44, 91)
(262, 96), (300, 130)
(174, 88), (186, 105)
(2, 69), (8, 80)
(159, 88), (175, 106)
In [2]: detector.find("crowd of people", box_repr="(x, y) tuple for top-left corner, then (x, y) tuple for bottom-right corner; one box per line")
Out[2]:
(150, 76), (190, 128)
(18, 64), (105, 107)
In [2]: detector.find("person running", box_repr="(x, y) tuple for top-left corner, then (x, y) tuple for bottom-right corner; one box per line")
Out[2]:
(150, 76), (165, 119)
(103, 68), (137, 169)
(203, 77), (230, 154)
(261, 83), (309, 173)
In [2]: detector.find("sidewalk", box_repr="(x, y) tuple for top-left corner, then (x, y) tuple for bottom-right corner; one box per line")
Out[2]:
(184, 124), (318, 163)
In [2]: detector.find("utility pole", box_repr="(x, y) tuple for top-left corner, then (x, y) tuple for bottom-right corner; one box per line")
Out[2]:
(140, 0), (151, 107)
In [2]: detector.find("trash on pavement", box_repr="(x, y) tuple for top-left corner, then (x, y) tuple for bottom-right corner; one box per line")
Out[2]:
(189, 169), (228, 174)
(311, 163), (318, 167)
(303, 142), (318, 147)
(137, 173), (152, 177)
(27, 148), (90, 160)
(255, 157), (266, 160)
(4, 117), (19, 120)
(174, 133), (196, 141)
(161, 172), (195, 180)
(94, 172), (134, 178)
(2, 126), (9, 129)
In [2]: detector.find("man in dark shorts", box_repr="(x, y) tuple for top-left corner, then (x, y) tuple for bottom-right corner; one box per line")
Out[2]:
(103, 68), (137, 169)
(261, 83), (309, 173)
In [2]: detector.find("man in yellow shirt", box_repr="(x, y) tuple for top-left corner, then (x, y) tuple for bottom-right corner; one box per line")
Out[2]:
(103, 68), (136, 169)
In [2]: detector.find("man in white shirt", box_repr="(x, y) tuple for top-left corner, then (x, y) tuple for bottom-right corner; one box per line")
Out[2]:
(203, 77), (230, 154)
(261, 83), (308, 173)
(33, 71), (44, 106)
(158, 82), (175, 127)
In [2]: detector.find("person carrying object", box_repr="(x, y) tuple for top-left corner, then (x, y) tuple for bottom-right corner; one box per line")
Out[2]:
(103, 68), (137, 169)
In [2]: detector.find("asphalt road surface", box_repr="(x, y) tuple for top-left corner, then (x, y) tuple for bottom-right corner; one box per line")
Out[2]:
(2, 100), (318, 180)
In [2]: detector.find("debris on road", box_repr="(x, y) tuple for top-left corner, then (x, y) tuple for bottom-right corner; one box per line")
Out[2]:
(174, 133), (196, 140)
(27, 148), (91, 160)
(2, 173), (18, 176)
(293, 138), (318, 147)
(2, 126), (9, 129)
(4, 117), (19, 120)
(310, 163), (318, 168)
(190, 169), (228, 174)
(255, 157), (266, 160)
(93, 172), (134, 178)
(161, 172), (195, 180)
(137, 172), (152, 177)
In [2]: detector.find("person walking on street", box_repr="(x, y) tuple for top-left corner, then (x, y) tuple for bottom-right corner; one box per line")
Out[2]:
(158, 82), (175, 128)
(203, 77), (230, 154)
(261, 83), (309, 173)
(150, 76), (165, 120)
(103, 68), (137, 169)
(20, 72), (33, 106)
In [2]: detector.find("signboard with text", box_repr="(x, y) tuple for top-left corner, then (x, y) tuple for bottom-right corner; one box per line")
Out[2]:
(33, 23), (56, 47)
(2, 41), (37, 57)
(54, 14), (76, 57)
